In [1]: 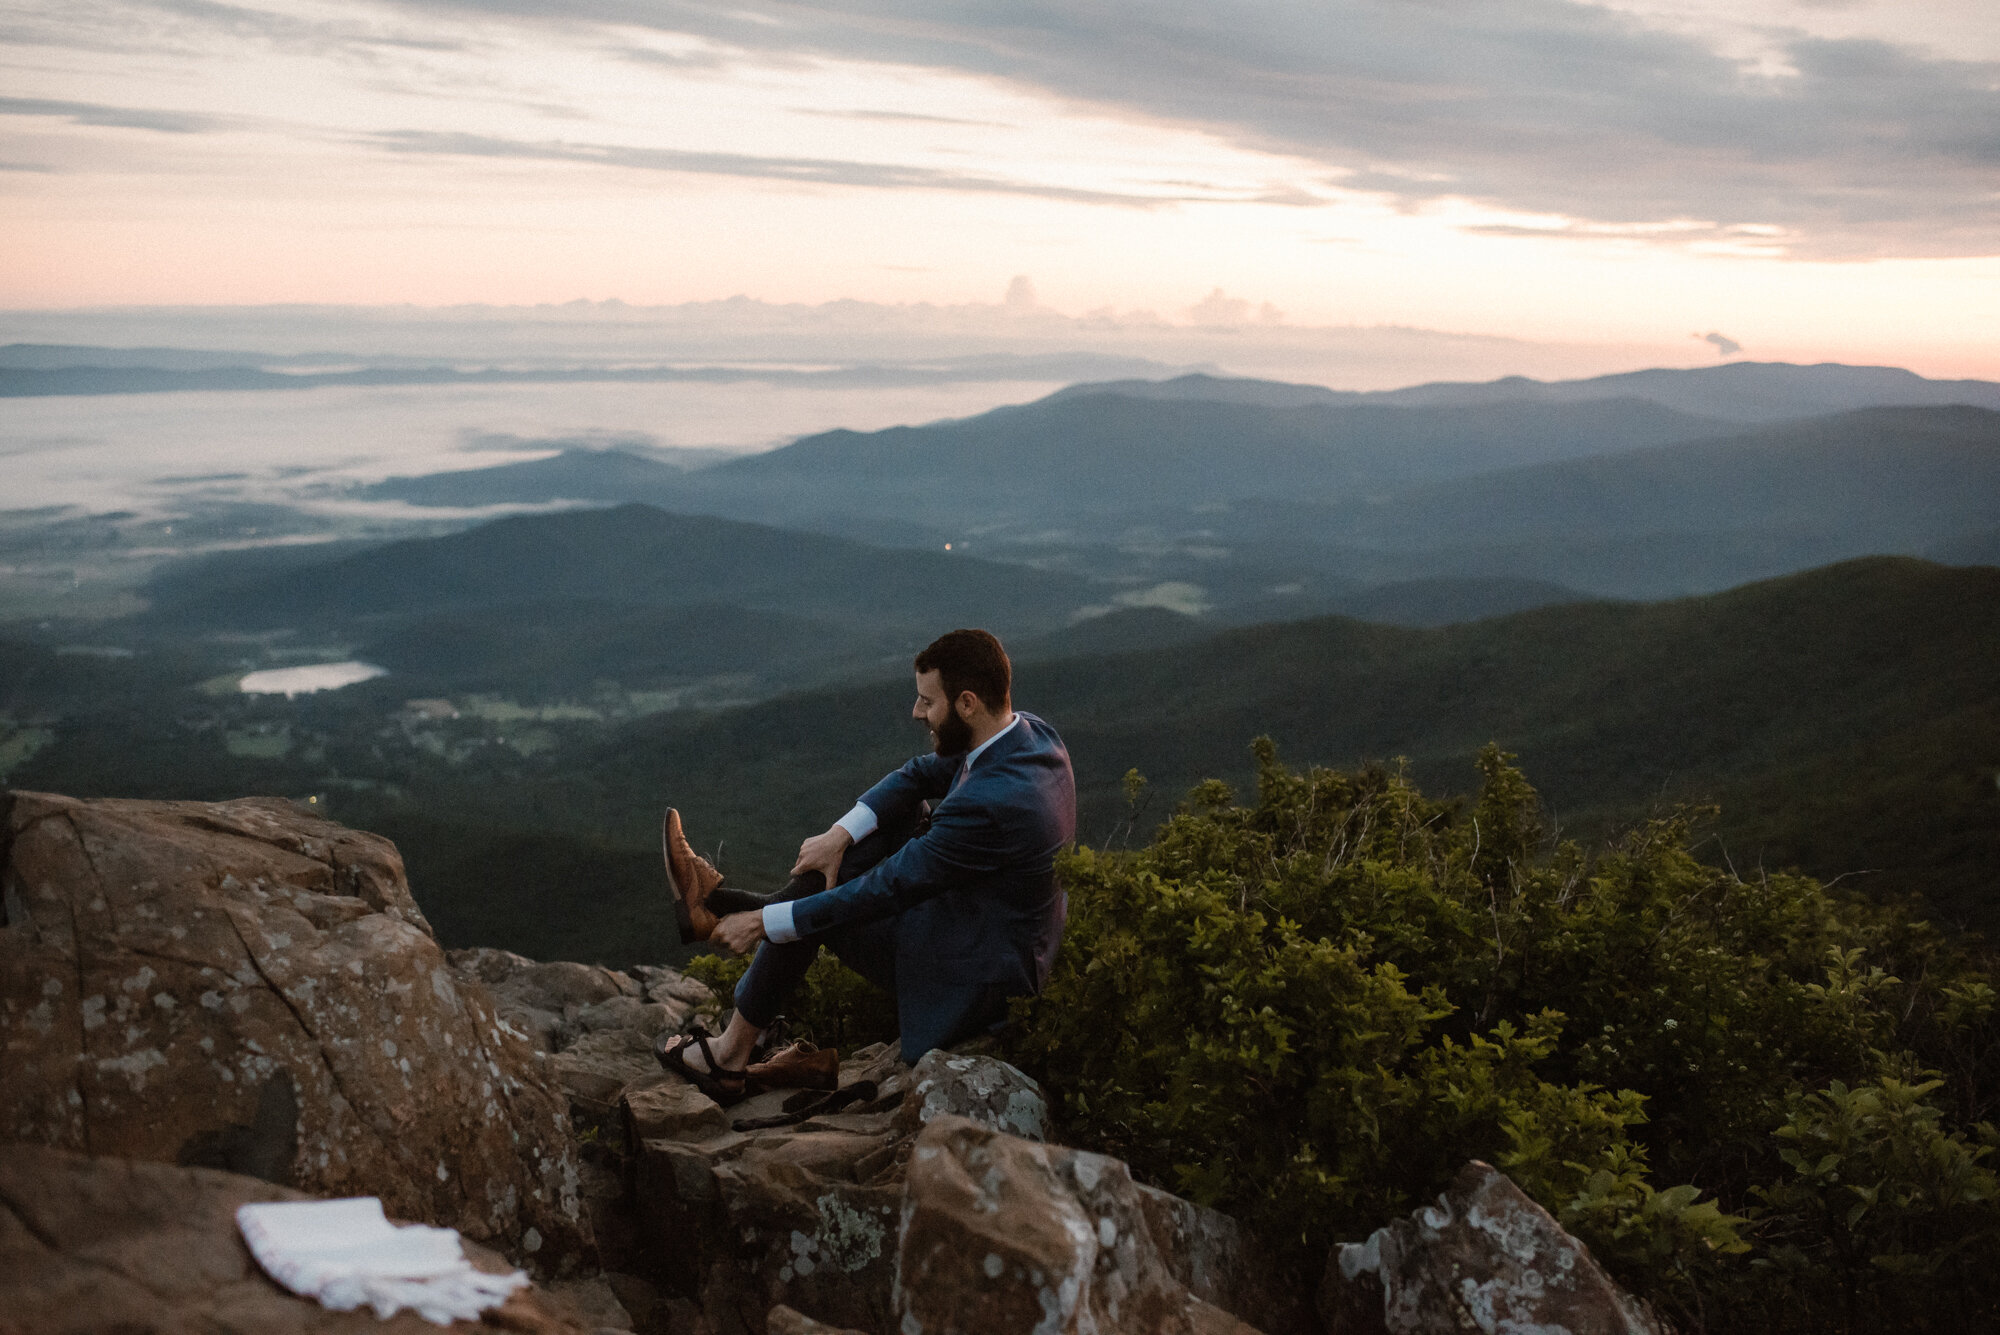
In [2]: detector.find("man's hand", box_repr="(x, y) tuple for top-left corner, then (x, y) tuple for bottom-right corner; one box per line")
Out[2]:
(712, 911), (767, 956)
(792, 824), (853, 891)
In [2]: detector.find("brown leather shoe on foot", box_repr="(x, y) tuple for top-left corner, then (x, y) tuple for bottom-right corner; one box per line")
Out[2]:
(661, 807), (726, 944)
(746, 1041), (840, 1091)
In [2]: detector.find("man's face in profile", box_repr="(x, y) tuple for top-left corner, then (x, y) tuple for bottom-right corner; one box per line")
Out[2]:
(913, 669), (973, 757)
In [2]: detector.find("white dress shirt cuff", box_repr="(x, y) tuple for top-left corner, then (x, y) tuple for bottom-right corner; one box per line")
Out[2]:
(761, 900), (800, 944)
(835, 801), (878, 842)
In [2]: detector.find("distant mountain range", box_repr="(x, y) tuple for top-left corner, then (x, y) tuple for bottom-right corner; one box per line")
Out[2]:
(133, 504), (1113, 698)
(10, 344), (1998, 423)
(132, 503), (1605, 697)
(1072, 363), (2000, 423)
(369, 391), (1726, 520)
(674, 392), (1725, 528)
(365, 447), (712, 507)
(1288, 405), (2000, 597)
(358, 378), (2000, 601)
(142, 504), (1090, 632)
(0, 343), (1182, 395)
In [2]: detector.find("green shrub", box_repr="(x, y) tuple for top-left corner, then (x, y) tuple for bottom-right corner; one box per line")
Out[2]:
(682, 946), (899, 1051)
(1008, 740), (2000, 1332)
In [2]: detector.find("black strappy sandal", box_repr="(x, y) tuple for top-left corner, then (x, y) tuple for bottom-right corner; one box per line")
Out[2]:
(731, 1081), (878, 1132)
(654, 1023), (755, 1106)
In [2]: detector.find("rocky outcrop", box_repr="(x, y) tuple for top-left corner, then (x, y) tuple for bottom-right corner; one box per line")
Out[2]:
(623, 1042), (1293, 1335)
(0, 791), (590, 1272)
(631, 1041), (917, 1335)
(1321, 1160), (1671, 1335)
(446, 947), (707, 1129)
(895, 1113), (1259, 1335)
(896, 1047), (1050, 1141)
(4, 790), (1653, 1335)
(0, 1141), (594, 1335)
(442, 944), (716, 1287)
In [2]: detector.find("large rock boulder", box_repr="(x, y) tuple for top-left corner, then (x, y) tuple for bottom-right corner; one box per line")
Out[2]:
(0, 1141), (592, 1335)
(0, 791), (590, 1272)
(444, 945), (715, 1281)
(896, 1048), (1050, 1141)
(632, 1041), (915, 1335)
(894, 1113), (1261, 1335)
(1321, 1160), (1671, 1335)
(625, 1043), (1291, 1335)
(447, 946), (705, 1121)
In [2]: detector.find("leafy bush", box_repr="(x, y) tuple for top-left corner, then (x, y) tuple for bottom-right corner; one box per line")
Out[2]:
(682, 945), (899, 1051)
(1007, 741), (2000, 1332)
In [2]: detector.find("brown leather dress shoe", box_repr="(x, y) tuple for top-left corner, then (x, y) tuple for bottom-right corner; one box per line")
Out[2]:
(745, 1041), (840, 1091)
(662, 807), (727, 944)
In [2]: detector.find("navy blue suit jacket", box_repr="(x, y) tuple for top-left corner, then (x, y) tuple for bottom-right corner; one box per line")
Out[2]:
(789, 711), (1076, 1056)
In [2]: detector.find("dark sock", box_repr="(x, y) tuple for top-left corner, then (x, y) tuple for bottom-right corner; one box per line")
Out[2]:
(777, 870), (828, 901)
(706, 885), (776, 916)
(705, 869), (826, 918)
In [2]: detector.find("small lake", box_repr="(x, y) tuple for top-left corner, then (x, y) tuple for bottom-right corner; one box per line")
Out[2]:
(239, 662), (387, 697)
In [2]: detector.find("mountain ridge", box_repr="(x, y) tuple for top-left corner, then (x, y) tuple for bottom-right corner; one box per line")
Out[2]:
(1049, 361), (2000, 422)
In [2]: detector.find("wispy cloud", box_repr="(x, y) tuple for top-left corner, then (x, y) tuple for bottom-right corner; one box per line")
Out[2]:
(795, 107), (1010, 129)
(376, 0), (2000, 258)
(1, 0), (468, 61)
(363, 128), (1298, 207)
(0, 94), (229, 134)
(147, 0), (466, 53)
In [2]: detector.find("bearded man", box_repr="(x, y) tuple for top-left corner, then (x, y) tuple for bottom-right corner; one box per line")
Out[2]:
(657, 627), (1075, 1095)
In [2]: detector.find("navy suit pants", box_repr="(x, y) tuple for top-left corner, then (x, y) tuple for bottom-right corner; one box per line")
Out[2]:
(730, 808), (922, 1030)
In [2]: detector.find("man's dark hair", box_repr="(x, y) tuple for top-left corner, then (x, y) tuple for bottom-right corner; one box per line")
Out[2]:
(914, 628), (1011, 712)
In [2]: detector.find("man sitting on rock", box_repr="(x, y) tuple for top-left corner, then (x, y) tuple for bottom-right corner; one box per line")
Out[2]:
(658, 628), (1075, 1094)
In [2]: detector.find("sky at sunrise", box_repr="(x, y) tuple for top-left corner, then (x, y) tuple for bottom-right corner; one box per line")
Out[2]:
(3, 0), (1997, 378)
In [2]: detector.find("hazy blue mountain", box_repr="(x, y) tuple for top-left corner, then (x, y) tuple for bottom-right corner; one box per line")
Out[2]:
(674, 393), (1723, 529)
(1043, 363), (2000, 424)
(363, 448), (694, 507)
(0, 343), (286, 371)
(1932, 527), (2000, 568)
(1011, 607), (1213, 660)
(1327, 577), (1597, 627)
(358, 599), (888, 696)
(1336, 405), (2000, 551)
(1041, 372), (1357, 409)
(0, 342), (449, 371)
(1365, 361), (2000, 422)
(141, 502), (1097, 639)
(0, 345), (1185, 396)
(142, 536), (397, 609)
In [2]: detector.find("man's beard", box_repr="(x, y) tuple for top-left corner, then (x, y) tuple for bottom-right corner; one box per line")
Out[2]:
(929, 707), (974, 757)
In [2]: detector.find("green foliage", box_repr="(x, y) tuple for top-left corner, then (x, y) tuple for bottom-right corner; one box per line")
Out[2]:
(1754, 1074), (2000, 1326)
(679, 949), (748, 1000)
(682, 947), (899, 1051)
(1009, 741), (2000, 1332)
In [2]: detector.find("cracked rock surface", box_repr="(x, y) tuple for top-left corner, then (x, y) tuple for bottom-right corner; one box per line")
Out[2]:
(0, 788), (1363, 1335)
(1320, 1160), (1672, 1335)
(0, 790), (591, 1274)
(895, 1113), (1261, 1335)
(0, 1140), (596, 1335)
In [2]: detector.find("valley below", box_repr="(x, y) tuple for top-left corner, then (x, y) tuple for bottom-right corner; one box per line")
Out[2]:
(6, 350), (2000, 1333)
(4, 356), (1997, 961)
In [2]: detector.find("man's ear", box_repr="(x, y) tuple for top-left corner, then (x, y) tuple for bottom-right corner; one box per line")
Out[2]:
(955, 690), (982, 720)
